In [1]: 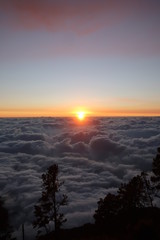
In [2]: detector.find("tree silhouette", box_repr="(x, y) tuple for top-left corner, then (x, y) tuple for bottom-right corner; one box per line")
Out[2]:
(151, 147), (160, 196)
(141, 171), (154, 207)
(118, 173), (153, 209)
(33, 164), (68, 237)
(94, 193), (121, 226)
(0, 197), (16, 240)
(94, 173), (153, 229)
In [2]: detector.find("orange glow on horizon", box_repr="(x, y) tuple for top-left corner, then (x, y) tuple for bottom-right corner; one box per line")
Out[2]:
(0, 107), (160, 118)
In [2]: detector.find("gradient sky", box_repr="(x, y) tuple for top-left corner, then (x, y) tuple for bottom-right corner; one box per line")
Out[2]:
(0, 0), (160, 117)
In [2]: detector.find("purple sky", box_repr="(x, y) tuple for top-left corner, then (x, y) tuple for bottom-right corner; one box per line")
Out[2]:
(0, 0), (160, 116)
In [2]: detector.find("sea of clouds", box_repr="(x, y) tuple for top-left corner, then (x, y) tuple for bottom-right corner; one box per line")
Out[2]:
(0, 117), (160, 239)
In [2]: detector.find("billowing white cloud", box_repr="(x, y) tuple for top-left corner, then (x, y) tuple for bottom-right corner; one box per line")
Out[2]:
(0, 117), (160, 239)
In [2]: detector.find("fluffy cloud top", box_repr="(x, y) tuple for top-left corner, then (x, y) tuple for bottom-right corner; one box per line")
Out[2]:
(0, 117), (160, 239)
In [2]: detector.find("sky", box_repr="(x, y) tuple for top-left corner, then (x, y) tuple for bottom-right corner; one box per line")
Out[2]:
(0, 0), (160, 117)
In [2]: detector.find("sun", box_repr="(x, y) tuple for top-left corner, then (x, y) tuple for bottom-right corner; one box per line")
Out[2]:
(76, 111), (85, 121)
(72, 108), (91, 122)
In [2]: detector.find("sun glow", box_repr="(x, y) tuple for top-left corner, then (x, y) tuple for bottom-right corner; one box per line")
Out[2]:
(76, 111), (85, 121)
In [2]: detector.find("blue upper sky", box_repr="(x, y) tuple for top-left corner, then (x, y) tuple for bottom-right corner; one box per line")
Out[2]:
(0, 0), (160, 116)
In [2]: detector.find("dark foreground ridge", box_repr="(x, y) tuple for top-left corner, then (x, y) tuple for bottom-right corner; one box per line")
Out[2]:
(37, 207), (160, 240)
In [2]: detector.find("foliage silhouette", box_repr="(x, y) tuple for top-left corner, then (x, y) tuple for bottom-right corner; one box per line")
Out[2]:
(94, 193), (121, 227)
(33, 164), (68, 237)
(94, 172), (154, 237)
(118, 172), (153, 209)
(151, 147), (160, 196)
(0, 197), (16, 240)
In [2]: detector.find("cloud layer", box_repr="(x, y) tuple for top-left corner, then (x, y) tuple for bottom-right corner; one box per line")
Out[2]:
(0, 117), (160, 239)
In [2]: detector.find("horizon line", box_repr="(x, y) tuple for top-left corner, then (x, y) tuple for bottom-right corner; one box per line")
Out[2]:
(1, 115), (160, 118)
(1, 108), (160, 118)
